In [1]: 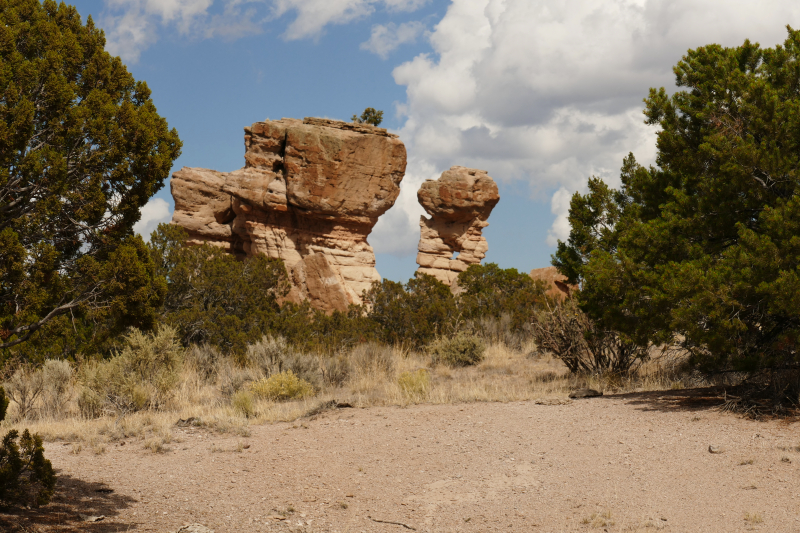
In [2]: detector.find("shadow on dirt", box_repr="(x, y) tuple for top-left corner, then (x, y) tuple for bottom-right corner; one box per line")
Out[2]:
(0, 470), (139, 533)
(600, 386), (729, 413)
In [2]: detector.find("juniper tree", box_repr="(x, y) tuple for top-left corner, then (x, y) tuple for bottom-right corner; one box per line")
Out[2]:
(555, 27), (800, 381)
(0, 0), (181, 354)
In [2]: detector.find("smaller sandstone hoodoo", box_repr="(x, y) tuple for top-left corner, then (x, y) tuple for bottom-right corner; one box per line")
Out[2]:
(529, 266), (573, 300)
(415, 166), (500, 285)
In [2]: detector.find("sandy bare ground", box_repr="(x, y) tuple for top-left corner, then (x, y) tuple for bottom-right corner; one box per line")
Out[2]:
(2, 388), (799, 533)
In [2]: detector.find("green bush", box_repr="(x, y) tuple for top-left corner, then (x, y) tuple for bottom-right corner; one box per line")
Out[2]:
(365, 274), (457, 348)
(397, 369), (430, 399)
(429, 334), (486, 368)
(0, 429), (56, 508)
(79, 325), (183, 415)
(231, 390), (256, 418)
(250, 370), (314, 401)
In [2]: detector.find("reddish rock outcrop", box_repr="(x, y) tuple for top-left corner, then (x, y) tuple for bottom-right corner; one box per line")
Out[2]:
(171, 117), (407, 313)
(415, 166), (500, 285)
(529, 266), (574, 300)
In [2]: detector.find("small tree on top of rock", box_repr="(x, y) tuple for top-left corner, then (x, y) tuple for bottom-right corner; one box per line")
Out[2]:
(352, 107), (383, 126)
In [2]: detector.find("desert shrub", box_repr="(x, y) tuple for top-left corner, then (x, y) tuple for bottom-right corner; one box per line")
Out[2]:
(320, 354), (350, 387)
(250, 370), (314, 401)
(4, 366), (44, 420)
(350, 342), (394, 376)
(41, 360), (74, 419)
(151, 224), (291, 354)
(244, 335), (321, 386)
(397, 369), (430, 399)
(0, 429), (56, 508)
(231, 390), (256, 417)
(216, 360), (261, 399)
(244, 335), (292, 374)
(532, 299), (648, 375)
(467, 313), (534, 349)
(184, 344), (223, 382)
(429, 334), (486, 368)
(0, 387), (8, 422)
(79, 325), (183, 415)
(365, 274), (458, 348)
(456, 263), (550, 330)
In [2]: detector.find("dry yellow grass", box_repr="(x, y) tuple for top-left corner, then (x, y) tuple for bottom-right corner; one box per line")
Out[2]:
(1, 340), (692, 451)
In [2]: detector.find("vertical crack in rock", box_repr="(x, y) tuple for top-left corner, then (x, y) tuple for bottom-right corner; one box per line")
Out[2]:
(415, 166), (500, 285)
(170, 117), (407, 313)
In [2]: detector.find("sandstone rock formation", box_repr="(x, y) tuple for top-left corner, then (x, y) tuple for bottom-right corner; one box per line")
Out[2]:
(171, 117), (407, 313)
(415, 166), (500, 285)
(529, 266), (573, 300)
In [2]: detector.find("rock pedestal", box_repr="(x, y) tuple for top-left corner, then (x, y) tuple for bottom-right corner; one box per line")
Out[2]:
(415, 166), (499, 285)
(171, 117), (407, 313)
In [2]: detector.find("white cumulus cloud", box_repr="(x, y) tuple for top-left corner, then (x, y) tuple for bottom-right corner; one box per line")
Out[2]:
(361, 20), (427, 59)
(133, 198), (172, 241)
(102, 0), (214, 62)
(371, 0), (800, 256)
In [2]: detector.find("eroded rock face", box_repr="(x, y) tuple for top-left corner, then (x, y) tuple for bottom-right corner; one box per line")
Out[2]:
(171, 117), (407, 313)
(415, 166), (500, 285)
(529, 266), (574, 300)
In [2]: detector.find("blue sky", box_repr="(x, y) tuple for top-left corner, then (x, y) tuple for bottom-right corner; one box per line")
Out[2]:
(70, 0), (800, 283)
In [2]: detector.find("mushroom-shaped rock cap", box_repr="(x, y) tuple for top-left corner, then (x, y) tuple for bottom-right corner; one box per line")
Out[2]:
(417, 166), (499, 223)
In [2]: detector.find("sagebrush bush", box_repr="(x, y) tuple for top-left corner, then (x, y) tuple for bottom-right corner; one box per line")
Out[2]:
(429, 334), (486, 368)
(41, 360), (74, 419)
(250, 370), (314, 401)
(350, 342), (394, 376)
(184, 344), (223, 382)
(320, 354), (350, 387)
(0, 429), (56, 508)
(397, 369), (430, 399)
(79, 325), (183, 415)
(245, 335), (320, 386)
(245, 335), (291, 374)
(5, 366), (45, 420)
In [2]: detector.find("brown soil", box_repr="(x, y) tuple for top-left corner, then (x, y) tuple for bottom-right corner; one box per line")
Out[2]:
(2, 388), (799, 533)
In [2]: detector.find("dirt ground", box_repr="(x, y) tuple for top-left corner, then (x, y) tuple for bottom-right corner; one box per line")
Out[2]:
(2, 388), (799, 533)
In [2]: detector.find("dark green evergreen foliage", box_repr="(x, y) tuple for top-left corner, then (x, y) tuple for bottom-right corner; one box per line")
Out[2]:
(0, 429), (56, 508)
(0, 386), (8, 422)
(555, 27), (800, 378)
(364, 274), (457, 347)
(457, 263), (550, 328)
(149, 224), (290, 354)
(0, 0), (181, 353)
(552, 177), (626, 285)
(351, 107), (384, 126)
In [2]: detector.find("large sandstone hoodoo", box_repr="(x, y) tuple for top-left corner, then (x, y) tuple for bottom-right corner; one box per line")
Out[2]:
(415, 166), (500, 285)
(171, 117), (407, 313)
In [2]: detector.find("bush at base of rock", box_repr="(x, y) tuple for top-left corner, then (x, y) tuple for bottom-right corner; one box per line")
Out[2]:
(250, 371), (314, 402)
(428, 335), (486, 368)
(0, 429), (56, 508)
